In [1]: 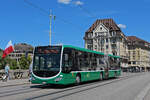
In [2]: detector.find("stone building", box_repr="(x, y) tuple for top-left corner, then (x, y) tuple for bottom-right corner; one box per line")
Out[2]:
(127, 36), (150, 71)
(8, 43), (34, 61)
(84, 19), (128, 68)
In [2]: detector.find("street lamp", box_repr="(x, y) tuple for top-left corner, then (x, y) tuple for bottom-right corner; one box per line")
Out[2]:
(49, 9), (56, 45)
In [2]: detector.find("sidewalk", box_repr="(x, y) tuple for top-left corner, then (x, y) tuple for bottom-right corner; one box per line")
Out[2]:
(0, 78), (30, 87)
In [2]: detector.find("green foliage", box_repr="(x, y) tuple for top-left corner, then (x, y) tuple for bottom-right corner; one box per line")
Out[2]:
(19, 55), (32, 69)
(10, 59), (18, 69)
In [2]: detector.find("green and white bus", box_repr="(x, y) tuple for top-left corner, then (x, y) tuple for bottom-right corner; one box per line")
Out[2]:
(31, 45), (121, 85)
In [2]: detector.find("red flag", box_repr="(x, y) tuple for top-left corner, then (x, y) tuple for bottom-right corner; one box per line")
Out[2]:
(2, 40), (14, 59)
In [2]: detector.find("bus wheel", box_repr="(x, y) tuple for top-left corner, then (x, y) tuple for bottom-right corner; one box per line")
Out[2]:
(75, 75), (81, 85)
(100, 73), (103, 81)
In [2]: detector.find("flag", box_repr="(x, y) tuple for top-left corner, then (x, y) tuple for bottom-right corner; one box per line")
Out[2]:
(2, 40), (14, 58)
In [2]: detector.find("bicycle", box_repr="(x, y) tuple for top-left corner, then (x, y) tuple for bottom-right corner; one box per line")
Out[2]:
(1, 74), (8, 82)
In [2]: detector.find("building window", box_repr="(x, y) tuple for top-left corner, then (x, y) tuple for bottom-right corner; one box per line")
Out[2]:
(87, 40), (92, 44)
(112, 32), (114, 36)
(138, 51), (140, 55)
(113, 52), (116, 55)
(111, 38), (116, 43)
(100, 27), (102, 30)
(95, 33), (97, 37)
(106, 38), (108, 43)
(128, 51), (130, 55)
(87, 45), (93, 50)
(88, 33), (92, 38)
(133, 56), (135, 60)
(128, 62), (131, 64)
(120, 38), (122, 42)
(106, 45), (109, 49)
(101, 39), (105, 44)
(133, 61), (136, 64)
(95, 45), (97, 50)
(112, 44), (116, 49)
(110, 32), (112, 36)
(133, 51), (135, 55)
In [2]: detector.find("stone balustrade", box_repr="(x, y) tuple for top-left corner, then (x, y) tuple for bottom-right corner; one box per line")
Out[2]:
(0, 70), (29, 80)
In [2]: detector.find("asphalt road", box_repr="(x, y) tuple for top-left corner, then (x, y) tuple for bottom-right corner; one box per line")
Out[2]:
(0, 72), (150, 100)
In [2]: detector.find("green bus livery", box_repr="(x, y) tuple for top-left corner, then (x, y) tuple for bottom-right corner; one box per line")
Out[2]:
(31, 45), (121, 85)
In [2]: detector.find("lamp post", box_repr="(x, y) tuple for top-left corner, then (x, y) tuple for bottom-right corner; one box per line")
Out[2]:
(49, 9), (56, 45)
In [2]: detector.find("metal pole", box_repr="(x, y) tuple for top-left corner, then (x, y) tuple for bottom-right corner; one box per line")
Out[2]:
(49, 9), (52, 45)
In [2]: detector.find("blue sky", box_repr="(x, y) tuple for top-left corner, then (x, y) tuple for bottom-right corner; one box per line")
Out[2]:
(0, 0), (150, 49)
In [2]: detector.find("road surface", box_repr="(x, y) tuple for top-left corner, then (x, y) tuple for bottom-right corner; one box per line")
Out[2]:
(0, 72), (150, 100)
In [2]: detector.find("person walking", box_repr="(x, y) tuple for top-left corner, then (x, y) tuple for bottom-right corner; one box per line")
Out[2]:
(4, 64), (10, 81)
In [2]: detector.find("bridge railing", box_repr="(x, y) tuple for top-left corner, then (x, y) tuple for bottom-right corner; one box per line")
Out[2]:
(0, 70), (29, 80)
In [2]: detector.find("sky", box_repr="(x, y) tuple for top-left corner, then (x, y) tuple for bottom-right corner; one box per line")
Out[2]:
(0, 0), (150, 49)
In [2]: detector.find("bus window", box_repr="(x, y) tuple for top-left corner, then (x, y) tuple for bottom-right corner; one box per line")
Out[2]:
(32, 46), (62, 77)
(33, 56), (39, 70)
(78, 51), (88, 71)
(62, 48), (73, 70)
(84, 52), (90, 69)
(108, 57), (120, 70)
(97, 55), (105, 69)
(39, 56), (45, 70)
(72, 50), (82, 71)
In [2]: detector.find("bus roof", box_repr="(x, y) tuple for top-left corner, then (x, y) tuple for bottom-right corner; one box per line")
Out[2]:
(63, 45), (120, 58)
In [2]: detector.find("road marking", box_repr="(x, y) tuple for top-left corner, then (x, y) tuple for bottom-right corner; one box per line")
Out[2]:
(134, 81), (150, 100)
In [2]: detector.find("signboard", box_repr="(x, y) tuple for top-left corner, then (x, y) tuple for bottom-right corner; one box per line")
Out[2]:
(35, 46), (61, 54)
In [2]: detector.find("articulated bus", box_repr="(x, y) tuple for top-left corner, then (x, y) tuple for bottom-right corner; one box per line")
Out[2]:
(31, 45), (121, 85)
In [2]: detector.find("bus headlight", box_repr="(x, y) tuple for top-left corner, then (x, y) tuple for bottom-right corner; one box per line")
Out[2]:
(60, 75), (63, 77)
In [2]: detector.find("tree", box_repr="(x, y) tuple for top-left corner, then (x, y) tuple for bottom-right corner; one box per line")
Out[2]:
(10, 59), (18, 69)
(19, 55), (32, 69)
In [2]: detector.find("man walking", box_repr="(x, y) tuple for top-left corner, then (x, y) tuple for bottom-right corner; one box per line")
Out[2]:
(5, 64), (10, 81)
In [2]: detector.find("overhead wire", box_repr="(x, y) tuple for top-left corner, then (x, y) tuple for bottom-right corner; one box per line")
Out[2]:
(24, 0), (83, 30)
(78, 5), (97, 19)
(24, 0), (49, 15)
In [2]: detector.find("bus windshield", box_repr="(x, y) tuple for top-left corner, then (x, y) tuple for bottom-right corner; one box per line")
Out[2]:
(33, 46), (61, 78)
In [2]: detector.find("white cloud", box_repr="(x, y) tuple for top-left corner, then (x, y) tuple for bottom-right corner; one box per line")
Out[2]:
(57, 0), (71, 4)
(73, 1), (84, 5)
(118, 24), (126, 29)
(58, 0), (84, 6)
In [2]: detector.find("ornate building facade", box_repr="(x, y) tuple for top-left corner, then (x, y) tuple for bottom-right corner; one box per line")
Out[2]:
(84, 19), (128, 68)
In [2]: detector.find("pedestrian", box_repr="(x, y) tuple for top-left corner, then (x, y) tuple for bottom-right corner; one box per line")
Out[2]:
(4, 64), (10, 81)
